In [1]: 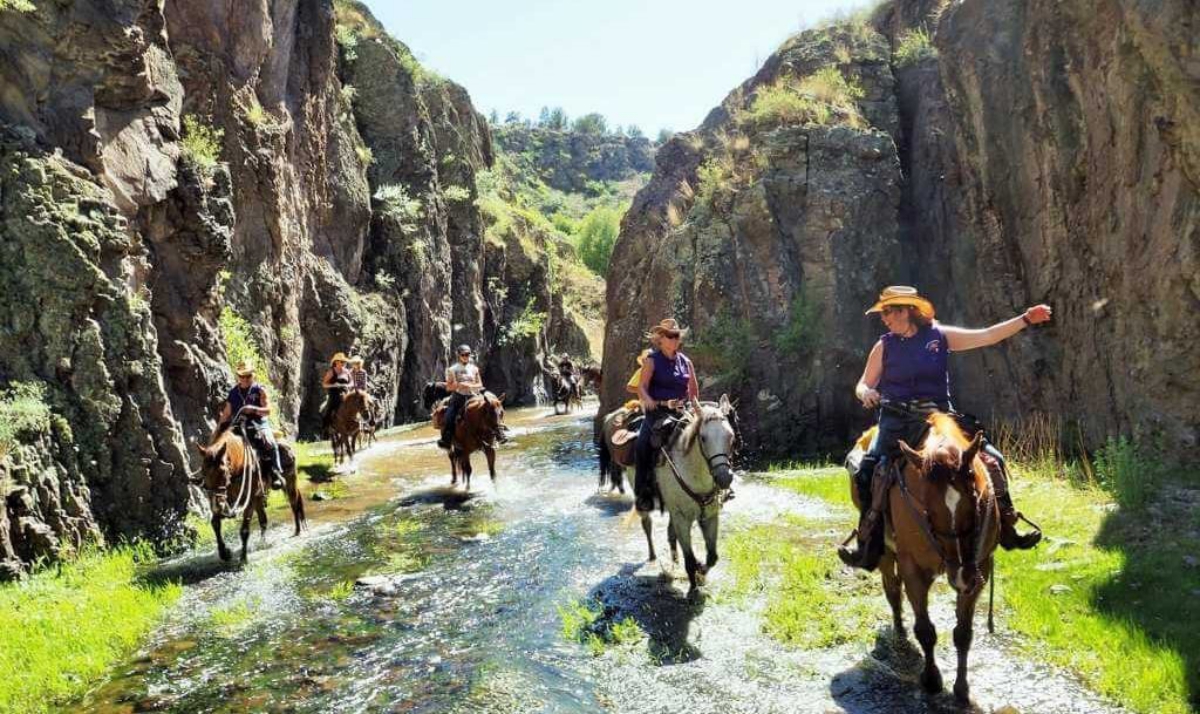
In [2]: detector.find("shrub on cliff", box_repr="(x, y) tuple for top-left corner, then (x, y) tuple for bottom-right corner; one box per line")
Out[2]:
(742, 67), (866, 129)
(218, 306), (271, 388)
(180, 115), (224, 170)
(0, 382), (52, 459)
(574, 205), (622, 277)
(894, 27), (938, 67)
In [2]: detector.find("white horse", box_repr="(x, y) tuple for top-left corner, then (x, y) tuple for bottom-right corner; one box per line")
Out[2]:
(639, 395), (737, 592)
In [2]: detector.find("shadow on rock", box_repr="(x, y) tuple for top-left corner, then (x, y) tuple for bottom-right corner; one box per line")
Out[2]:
(588, 562), (705, 665)
(831, 628), (985, 714)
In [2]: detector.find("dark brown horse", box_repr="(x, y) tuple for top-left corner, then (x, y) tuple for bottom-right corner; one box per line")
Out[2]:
(851, 413), (999, 703)
(330, 390), (371, 466)
(550, 373), (582, 414)
(193, 428), (306, 562)
(432, 392), (506, 490)
(580, 364), (602, 394)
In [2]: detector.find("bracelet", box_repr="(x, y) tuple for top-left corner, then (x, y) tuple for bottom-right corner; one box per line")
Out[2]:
(1021, 314), (1032, 326)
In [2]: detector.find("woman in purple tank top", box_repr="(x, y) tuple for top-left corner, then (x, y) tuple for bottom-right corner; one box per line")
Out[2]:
(839, 286), (1053, 571)
(633, 318), (700, 513)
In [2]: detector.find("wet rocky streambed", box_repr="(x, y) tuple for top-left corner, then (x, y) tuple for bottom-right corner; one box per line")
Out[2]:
(77, 406), (1124, 714)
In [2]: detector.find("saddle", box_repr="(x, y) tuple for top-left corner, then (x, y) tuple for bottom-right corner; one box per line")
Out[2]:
(607, 407), (687, 468)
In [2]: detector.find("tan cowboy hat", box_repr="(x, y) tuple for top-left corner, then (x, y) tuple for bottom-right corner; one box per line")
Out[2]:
(234, 360), (255, 377)
(330, 352), (349, 365)
(645, 318), (687, 340)
(865, 286), (936, 321)
(349, 355), (364, 365)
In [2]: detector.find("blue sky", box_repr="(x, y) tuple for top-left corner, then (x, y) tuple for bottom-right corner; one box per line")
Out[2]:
(362, 0), (877, 136)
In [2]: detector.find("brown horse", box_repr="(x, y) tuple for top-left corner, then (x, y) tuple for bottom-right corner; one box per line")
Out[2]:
(193, 428), (306, 562)
(580, 365), (602, 394)
(432, 392), (506, 490)
(550, 373), (582, 414)
(853, 413), (999, 704)
(330, 390), (371, 466)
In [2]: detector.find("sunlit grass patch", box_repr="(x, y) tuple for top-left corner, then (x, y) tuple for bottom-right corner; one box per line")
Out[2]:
(0, 545), (182, 714)
(293, 440), (335, 483)
(558, 596), (644, 657)
(209, 598), (258, 635)
(768, 467), (854, 510)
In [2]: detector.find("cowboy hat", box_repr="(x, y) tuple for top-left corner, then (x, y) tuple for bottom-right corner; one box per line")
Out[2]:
(646, 318), (688, 339)
(349, 355), (364, 365)
(865, 286), (936, 321)
(234, 360), (255, 377)
(330, 352), (349, 365)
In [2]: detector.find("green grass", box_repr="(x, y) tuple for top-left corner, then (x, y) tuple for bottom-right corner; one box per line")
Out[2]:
(894, 27), (938, 67)
(293, 440), (335, 483)
(558, 597), (644, 657)
(0, 545), (182, 714)
(180, 115), (224, 170)
(741, 67), (867, 129)
(0, 381), (54, 460)
(758, 454), (1198, 714)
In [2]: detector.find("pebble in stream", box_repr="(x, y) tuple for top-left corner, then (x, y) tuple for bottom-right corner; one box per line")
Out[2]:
(77, 406), (1127, 714)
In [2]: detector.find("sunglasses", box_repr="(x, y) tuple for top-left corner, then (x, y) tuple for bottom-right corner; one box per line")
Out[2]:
(881, 306), (908, 316)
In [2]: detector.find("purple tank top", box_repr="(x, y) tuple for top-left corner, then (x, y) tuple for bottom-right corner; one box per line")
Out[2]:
(647, 350), (692, 402)
(878, 325), (950, 402)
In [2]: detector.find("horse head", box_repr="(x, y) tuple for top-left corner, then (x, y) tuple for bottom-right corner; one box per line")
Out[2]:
(683, 394), (737, 489)
(422, 381), (448, 411)
(194, 437), (237, 516)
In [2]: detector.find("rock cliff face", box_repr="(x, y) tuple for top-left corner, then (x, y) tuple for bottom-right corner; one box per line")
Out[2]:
(0, 0), (589, 576)
(602, 0), (1199, 457)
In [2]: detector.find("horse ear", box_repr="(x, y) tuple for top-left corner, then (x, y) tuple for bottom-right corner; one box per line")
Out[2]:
(719, 393), (731, 414)
(962, 432), (984, 468)
(213, 443), (227, 462)
(193, 441), (207, 458)
(497, 392), (507, 404)
(898, 440), (923, 467)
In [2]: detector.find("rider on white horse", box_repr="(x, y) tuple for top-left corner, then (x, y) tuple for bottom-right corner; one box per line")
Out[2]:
(633, 319), (699, 513)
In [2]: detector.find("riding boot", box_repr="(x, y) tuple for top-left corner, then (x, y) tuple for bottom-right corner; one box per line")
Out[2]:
(985, 456), (1042, 550)
(838, 460), (889, 571)
(269, 463), (284, 490)
(634, 471), (656, 512)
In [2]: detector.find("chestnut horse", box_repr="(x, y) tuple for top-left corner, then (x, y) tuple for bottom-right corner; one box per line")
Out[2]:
(330, 390), (371, 466)
(431, 392), (507, 490)
(193, 427), (306, 562)
(851, 413), (999, 703)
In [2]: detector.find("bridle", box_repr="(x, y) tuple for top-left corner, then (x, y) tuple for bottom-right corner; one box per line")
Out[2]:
(661, 408), (733, 509)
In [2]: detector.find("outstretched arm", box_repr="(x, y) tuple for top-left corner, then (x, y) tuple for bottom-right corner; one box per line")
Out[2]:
(942, 304), (1053, 352)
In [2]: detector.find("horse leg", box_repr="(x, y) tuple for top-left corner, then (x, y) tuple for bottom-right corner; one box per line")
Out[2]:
(900, 558), (942, 693)
(700, 513), (720, 569)
(880, 551), (905, 634)
(484, 445), (497, 482)
(953, 564), (984, 703)
(213, 513), (230, 562)
(640, 510), (656, 562)
(288, 479), (305, 536)
(239, 507), (252, 563)
(668, 521), (678, 564)
(255, 497), (268, 540)
(672, 516), (702, 590)
(461, 452), (472, 491)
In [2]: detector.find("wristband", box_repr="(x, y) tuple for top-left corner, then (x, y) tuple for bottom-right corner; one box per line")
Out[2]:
(1021, 314), (1032, 326)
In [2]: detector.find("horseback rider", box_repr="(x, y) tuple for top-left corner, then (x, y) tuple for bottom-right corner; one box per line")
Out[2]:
(437, 344), (483, 450)
(348, 355), (375, 428)
(557, 353), (577, 392)
(633, 319), (699, 513)
(218, 360), (284, 490)
(839, 286), (1047, 570)
(320, 352), (352, 437)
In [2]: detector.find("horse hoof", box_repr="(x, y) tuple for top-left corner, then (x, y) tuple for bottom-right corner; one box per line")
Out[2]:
(218, 550), (231, 562)
(921, 669), (944, 694)
(953, 681), (970, 704)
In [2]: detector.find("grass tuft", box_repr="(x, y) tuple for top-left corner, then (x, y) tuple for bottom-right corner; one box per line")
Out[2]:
(894, 27), (938, 67)
(0, 545), (182, 714)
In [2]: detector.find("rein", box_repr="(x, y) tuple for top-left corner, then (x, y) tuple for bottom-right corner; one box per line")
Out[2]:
(200, 414), (262, 519)
(659, 411), (730, 509)
(895, 461), (994, 580)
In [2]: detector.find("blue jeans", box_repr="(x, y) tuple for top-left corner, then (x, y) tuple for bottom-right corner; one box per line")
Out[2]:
(634, 408), (674, 501)
(244, 422), (281, 475)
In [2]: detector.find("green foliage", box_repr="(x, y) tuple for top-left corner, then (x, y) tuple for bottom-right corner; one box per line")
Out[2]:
(340, 84), (358, 106)
(1093, 436), (1165, 509)
(558, 597), (643, 657)
(574, 204), (622, 276)
(0, 0), (35, 11)
(690, 309), (757, 386)
(0, 544), (182, 714)
(656, 128), (675, 144)
(374, 184), (423, 228)
(335, 24), (359, 62)
(774, 291), (824, 357)
(742, 67), (866, 129)
(499, 299), (547, 345)
(894, 27), (938, 67)
(243, 98), (272, 128)
(443, 185), (471, 203)
(355, 144), (374, 166)
(695, 155), (735, 210)
(218, 306), (270, 386)
(180, 115), (224, 170)
(571, 112), (608, 135)
(0, 382), (52, 458)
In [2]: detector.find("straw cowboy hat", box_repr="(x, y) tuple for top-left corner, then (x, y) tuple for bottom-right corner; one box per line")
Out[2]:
(645, 318), (688, 340)
(865, 286), (936, 321)
(234, 360), (255, 377)
(329, 352), (349, 365)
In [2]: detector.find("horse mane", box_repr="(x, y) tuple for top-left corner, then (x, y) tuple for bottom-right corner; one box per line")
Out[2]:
(681, 403), (722, 454)
(206, 428), (246, 470)
(917, 413), (988, 488)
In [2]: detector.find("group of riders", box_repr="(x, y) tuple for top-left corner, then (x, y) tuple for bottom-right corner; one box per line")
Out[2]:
(620, 285), (1045, 570)
(215, 283), (1046, 567)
